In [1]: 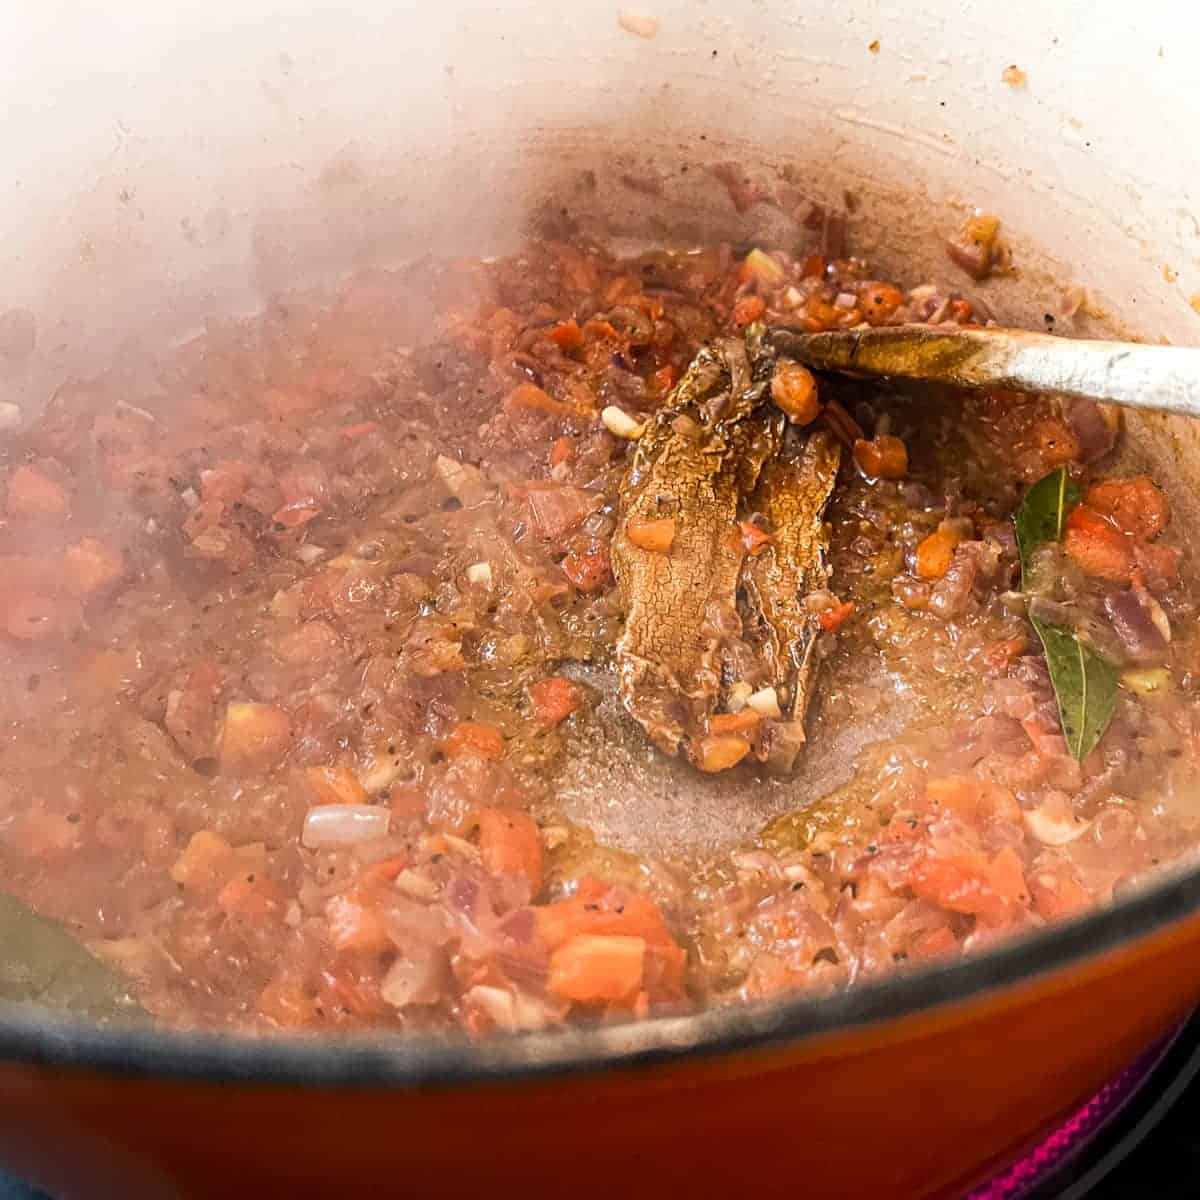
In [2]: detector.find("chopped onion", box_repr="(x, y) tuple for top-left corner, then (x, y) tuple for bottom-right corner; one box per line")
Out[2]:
(741, 248), (786, 286)
(0, 402), (22, 431)
(726, 681), (753, 713)
(180, 486), (199, 510)
(435, 454), (490, 505)
(441, 833), (480, 861)
(834, 291), (858, 309)
(601, 405), (646, 440)
(540, 824), (570, 850)
(301, 804), (390, 849)
(380, 949), (443, 1009)
(731, 850), (780, 876)
(395, 868), (440, 901)
(1023, 804), (1090, 846)
(465, 561), (493, 587)
(1143, 592), (1172, 643)
(746, 685), (782, 719)
(1121, 667), (1171, 696)
(783, 286), (804, 309)
(296, 543), (326, 564)
(115, 399), (157, 423)
(465, 984), (518, 1031)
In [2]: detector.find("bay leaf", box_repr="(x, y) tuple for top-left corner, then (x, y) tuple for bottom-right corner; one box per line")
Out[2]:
(1015, 467), (1082, 587)
(0, 893), (145, 1022)
(1030, 616), (1119, 761)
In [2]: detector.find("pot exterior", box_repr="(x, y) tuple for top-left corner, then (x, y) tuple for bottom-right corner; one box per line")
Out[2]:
(1, 910), (1197, 1200)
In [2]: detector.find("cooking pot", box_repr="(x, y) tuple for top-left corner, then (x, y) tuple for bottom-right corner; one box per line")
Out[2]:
(2, 1), (1200, 1196)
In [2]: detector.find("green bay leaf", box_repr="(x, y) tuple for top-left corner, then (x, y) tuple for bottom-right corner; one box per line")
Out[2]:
(1030, 616), (1119, 761)
(0, 893), (145, 1023)
(1015, 467), (1082, 587)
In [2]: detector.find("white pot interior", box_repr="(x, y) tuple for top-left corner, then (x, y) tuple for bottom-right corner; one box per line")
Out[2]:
(4, 1), (1199, 396)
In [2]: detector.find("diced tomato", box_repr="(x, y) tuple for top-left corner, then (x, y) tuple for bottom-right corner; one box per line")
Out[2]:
(818, 600), (855, 633)
(548, 319), (584, 350)
(355, 855), (410, 889)
(910, 845), (1028, 925)
(1021, 717), (1071, 761)
(925, 776), (1020, 824)
(171, 830), (238, 895)
(1134, 541), (1182, 590)
(853, 435), (908, 480)
(800, 254), (827, 279)
(1086, 476), (1170, 541)
(695, 733), (751, 773)
(949, 299), (975, 323)
(504, 383), (571, 419)
(982, 636), (1027, 671)
(709, 710), (762, 736)
(915, 528), (961, 580)
(988, 846), (1031, 908)
(547, 934), (646, 1005)
(339, 421), (382, 441)
(1032, 418), (1080, 468)
(581, 318), (622, 345)
(528, 676), (583, 727)
(104, 451), (172, 495)
(631, 293), (665, 322)
(625, 517), (676, 553)
(443, 721), (506, 761)
(1029, 868), (1092, 921)
(1063, 504), (1134, 581)
(325, 894), (391, 955)
(262, 387), (323, 418)
(477, 807), (544, 893)
(909, 926), (959, 962)
(306, 765), (369, 806)
(537, 884), (686, 1001)
(770, 361), (820, 425)
(317, 967), (390, 1019)
(738, 520), (773, 557)
(200, 460), (253, 505)
(257, 979), (317, 1027)
(859, 282), (904, 325)
(549, 437), (575, 467)
(652, 365), (676, 394)
(218, 873), (284, 922)
(62, 538), (125, 597)
(6, 466), (68, 518)
(562, 546), (611, 591)
(525, 483), (602, 539)
(220, 702), (293, 773)
(925, 776), (981, 820)
(603, 274), (639, 305)
(8, 811), (81, 860)
(537, 878), (673, 946)
(732, 295), (767, 327)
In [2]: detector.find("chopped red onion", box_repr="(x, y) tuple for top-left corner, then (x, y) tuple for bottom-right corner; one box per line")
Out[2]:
(380, 948), (444, 1008)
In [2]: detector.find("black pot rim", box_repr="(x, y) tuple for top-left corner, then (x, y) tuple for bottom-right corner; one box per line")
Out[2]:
(1, 857), (1199, 1090)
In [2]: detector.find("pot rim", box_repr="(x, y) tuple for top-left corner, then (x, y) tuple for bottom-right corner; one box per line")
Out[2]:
(2, 856), (1198, 1088)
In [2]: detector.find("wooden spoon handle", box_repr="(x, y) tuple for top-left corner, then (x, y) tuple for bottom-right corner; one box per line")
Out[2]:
(769, 326), (1200, 419)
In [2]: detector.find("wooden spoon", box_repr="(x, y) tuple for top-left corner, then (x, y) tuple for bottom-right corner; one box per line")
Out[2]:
(768, 325), (1200, 417)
